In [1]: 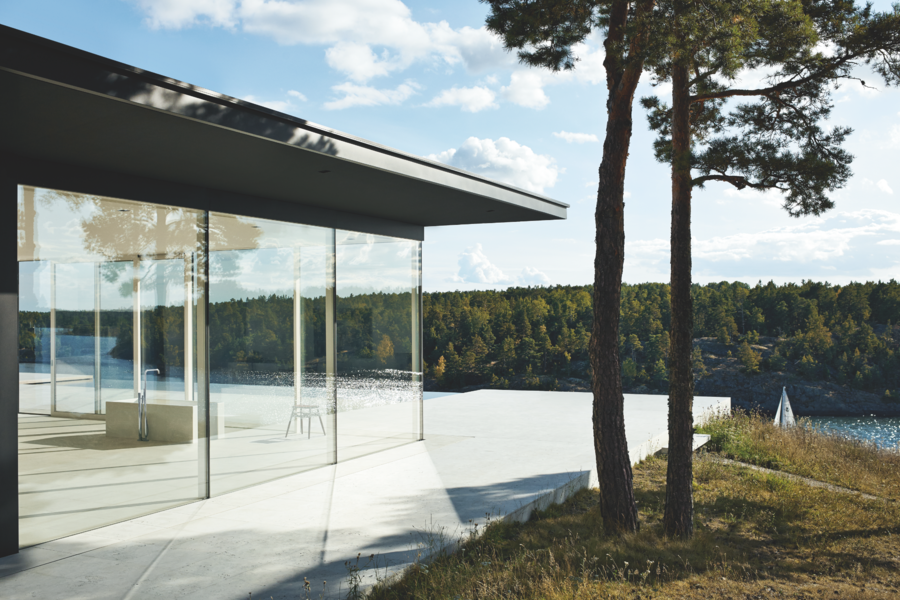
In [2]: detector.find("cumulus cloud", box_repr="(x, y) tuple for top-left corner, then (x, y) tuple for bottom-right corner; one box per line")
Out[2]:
(501, 71), (550, 109)
(520, 266), (551, 286)
(455, 244), (508, 284)
(862, 178), (896, 195)
(325, 41), (398, 81)
(324, 81), (419, 110)
(553, 131), (598, 144)
(428, 137), (559, 193)
(287, 89), (307, 101)
(495, 42), (603, 109)
(453, 245), (551, 286)
(134, 0), (239, 29)
(133, 0), (512, 82)
(425, 86), (498, 112)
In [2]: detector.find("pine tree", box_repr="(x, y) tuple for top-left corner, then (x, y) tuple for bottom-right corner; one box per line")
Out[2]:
(482, 0), (658, 533)
(642, 0), (900, 539)
(434, 355), (446, 383)
(738, 341), (761, 375)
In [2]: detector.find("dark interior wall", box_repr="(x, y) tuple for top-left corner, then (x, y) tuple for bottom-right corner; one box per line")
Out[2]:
(0, 163), (19, 557)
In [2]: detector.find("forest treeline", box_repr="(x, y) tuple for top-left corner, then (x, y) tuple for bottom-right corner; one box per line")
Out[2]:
(18, 280), (900, 396)
(424, 281), (900, 395)
(18, 292), (416, 374)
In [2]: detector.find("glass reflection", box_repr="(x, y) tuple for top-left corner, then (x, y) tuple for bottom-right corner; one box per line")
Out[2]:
(16, 185), (206, 548)
(15, 183), (425, 546)
(335, 231), (422, 461)
(208, 213), (334, 495)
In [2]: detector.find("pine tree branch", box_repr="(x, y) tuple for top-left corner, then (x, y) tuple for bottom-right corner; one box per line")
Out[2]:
(691, 174), (786, 191)
(689, 51), (863, 103)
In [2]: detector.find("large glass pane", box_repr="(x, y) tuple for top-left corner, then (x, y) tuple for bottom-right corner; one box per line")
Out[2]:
(335, 231), (422, 461)
(208, 213), (334, 495)
(98, 261), (136, 407)
(16, 185), (207, 548)
(52, 262), (98, 415)
(18, 259), (52, 415)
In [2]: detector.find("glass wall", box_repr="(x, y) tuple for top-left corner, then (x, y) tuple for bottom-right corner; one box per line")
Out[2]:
(16, 184), (423, 546)
(335, 232), (422, 461)
(207, 213), (335, 496)
(17, 186), (207, 548)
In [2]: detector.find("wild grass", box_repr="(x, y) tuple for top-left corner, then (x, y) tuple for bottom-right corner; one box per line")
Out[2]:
(698, 409), (900, 500)
(369, 417), (900, 600)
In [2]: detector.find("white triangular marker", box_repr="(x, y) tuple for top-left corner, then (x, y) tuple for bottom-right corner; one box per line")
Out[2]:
(773, 386), (796, 428)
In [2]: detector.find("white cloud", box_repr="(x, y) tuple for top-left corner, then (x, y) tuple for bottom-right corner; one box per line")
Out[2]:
(455, 243), (508, 284)
(877, 239), (900, 246)
(862, 178), (896, 195)
(134, 0), (239, 29)
(501, 71), (550, 109)
(570, 40), (605, 84)
(519, 266), (550, 286)
(428, 137), (559, 193)
(325, 41), (397, 81)
(553, 131), (598, 144)
(324, 81), (419, 110)
(287, 90), (307, 101)
(425, 86), (497, 113)
(134, 0), (512, 82)
(453, 245), (551, 286)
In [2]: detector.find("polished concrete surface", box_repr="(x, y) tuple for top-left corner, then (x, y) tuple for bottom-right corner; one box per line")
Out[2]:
(2, 390), (729, 600)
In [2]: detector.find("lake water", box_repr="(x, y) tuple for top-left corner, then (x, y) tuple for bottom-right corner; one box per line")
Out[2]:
(805, 416), (900, 450)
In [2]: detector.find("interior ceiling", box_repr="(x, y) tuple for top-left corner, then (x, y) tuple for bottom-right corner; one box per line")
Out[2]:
(0, 69), (566, 228)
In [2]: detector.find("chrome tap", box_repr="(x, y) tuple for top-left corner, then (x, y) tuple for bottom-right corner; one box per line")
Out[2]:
(138, 369), (159, 441)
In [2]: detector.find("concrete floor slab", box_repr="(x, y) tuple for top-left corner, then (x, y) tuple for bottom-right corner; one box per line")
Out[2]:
(1, 390), (729, 599)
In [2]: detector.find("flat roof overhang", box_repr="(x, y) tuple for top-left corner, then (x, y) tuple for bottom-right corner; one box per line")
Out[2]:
(0, 25), (567, 238)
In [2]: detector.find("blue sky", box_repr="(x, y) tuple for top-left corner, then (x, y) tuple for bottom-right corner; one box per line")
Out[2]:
(3, 0), (899, 292)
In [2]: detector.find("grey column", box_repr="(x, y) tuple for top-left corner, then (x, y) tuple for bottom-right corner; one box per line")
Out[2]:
(49, 262), (56, 414)
(183, 255), (193, 405)
(196, 222), (210, 499)
(133, 258), (141, 397)
(291, 246), (302, 434)
(0, 173), (19, 556)
(94, 262), (102, 414)
(326, 230), (337, 464)
(412, 241), (423, 441)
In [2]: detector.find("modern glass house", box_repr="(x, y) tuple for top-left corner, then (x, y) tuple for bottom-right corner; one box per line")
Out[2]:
(0, 25), (566, 557)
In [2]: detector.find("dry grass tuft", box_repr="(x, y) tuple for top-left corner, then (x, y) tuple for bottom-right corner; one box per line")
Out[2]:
(369, 414), (900, 600)
(698, 410), (900, 500)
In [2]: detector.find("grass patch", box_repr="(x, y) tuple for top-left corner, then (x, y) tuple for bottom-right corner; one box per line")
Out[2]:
(370, 420), (900, 600)
(698, 410), (900, 500)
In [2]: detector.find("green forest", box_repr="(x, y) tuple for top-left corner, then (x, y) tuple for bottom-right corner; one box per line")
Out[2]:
(18, 280), (900, 396)
(18, 291), (416, 376)
(423, 280), (900, 395)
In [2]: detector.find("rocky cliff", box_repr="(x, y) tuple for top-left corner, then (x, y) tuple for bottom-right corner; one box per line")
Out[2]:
(689, 337), (900, 417)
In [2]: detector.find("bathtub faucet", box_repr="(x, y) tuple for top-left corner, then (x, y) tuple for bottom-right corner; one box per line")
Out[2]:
(138, 369), (159, 441)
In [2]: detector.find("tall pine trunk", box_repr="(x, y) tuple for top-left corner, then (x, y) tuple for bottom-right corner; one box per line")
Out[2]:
(590, 1), (652, 533)
(663, 60), (695, 538)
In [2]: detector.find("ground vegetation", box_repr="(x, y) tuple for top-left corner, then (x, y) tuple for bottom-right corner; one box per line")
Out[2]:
(368, 413), (900, 600)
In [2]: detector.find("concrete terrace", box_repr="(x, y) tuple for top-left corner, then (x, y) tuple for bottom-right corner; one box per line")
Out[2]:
(0, 390), (729, 600)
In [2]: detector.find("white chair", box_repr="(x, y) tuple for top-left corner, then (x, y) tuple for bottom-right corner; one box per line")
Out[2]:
(285, 404), (326, 438)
